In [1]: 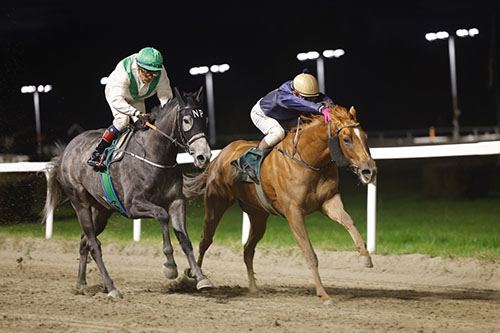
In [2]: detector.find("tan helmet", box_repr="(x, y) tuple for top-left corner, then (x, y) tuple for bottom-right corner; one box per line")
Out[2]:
(292, 73), (319, 97)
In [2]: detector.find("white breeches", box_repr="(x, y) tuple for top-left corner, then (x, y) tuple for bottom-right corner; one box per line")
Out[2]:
(250, 99), (285, 147)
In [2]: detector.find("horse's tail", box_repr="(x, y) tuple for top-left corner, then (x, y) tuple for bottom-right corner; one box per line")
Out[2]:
(41, 144), (66, 224)
(183, 168), (209, 198)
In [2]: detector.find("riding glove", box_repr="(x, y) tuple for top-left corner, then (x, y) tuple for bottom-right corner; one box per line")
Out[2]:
(135, 113), (151, 130)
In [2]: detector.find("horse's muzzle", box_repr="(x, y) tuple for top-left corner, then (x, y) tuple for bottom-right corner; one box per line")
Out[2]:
(188, 136), (211, 169)
(352, 160), (377, 184)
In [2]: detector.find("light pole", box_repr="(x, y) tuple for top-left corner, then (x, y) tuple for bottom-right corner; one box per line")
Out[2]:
(296, 49), (345, 93)
(21, 84), (52, 155)
(425, 28), (479, 140)
(189, 64), (230, 146)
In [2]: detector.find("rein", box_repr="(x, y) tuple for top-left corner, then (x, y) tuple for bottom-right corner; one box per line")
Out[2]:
(145, 121), (189, 152)
(274, 117), (321, 171)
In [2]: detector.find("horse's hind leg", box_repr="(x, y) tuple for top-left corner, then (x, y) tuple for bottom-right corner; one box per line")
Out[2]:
(242, 210), (268, 292)
(322, 193), (373, 267)
(77, 206), (113, 289)
(76, 233), (89, 289)
(168, 198), (212, 290)
(71, 193), (121, 298)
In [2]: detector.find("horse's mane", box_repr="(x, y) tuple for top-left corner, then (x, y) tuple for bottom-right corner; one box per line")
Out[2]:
(289, 104), (354, 133)
(149, 98), (178, 121)
(149, 90), (202, 122)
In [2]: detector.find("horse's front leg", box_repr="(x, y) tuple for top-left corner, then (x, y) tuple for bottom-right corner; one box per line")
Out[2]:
(168, 198), (212, 290)
(129, 200), (179, 279)
(285, 206), (332, 305)
(322, 193), (373, 268)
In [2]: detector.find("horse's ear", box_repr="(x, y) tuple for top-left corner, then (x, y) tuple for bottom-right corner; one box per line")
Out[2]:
(349, 106), (357, 120)
(174, 87), (186, 109)
(195, 86), (205, 104)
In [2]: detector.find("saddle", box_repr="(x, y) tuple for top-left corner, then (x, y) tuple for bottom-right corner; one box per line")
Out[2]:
(99, 126), (134, 172)
(231, 147), (271, 184)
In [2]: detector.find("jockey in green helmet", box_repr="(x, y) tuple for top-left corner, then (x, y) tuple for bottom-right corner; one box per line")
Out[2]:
(87, 47), (173, 168)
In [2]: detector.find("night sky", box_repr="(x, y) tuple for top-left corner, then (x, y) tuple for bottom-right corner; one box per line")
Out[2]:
(1, 1), (499, 153)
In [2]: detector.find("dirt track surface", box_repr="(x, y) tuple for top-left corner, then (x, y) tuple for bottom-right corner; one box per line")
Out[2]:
(1, 237), (499, 332)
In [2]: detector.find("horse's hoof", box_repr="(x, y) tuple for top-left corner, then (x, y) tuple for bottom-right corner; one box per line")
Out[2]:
(359, 255), (373, 268)
(322, 297), (333, 305)
(196, 278), (213, 290)
(163, 265), (178, 279)
(248, 286), (258, 293)
(76, 282), (87, 289)
(107, 289), (123, 299)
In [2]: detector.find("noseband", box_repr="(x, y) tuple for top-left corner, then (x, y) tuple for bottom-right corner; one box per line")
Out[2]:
(327, 121), (359, 168)
(275, 117), (360, 171)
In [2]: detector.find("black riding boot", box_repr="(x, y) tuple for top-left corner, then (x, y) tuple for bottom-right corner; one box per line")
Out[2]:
(87, 125), (120, 168)
(86, 138), (112, 167)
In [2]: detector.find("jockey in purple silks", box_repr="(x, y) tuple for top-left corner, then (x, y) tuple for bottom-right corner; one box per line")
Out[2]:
(87, 47), (173, 168)
(237, 71), (334, 182)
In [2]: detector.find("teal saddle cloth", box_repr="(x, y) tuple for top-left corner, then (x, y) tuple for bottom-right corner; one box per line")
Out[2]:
(230, 147), (283, 217)
(231, 147), (271, 184)
(97, 128), (133, 217)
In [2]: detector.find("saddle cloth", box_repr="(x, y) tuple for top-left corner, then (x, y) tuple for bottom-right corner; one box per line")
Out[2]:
(98, 127), (134, 217)
(231, 147), (283, 217)
(100, 126), (133, 172)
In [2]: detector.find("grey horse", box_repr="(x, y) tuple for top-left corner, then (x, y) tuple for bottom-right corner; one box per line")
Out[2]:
(42, 87), (212, 298)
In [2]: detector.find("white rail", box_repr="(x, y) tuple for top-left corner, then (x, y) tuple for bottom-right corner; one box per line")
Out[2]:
(1, 140), (499, 252)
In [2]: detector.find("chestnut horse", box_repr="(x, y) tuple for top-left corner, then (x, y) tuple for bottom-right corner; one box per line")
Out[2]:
(184, 104), (377, 304)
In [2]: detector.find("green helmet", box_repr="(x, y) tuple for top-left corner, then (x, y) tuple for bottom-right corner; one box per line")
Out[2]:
(136, 47), (163, 71)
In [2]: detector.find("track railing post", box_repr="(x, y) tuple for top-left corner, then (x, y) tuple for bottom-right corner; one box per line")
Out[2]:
(43, 170), (54, 239)
(367, 176), (377, 253)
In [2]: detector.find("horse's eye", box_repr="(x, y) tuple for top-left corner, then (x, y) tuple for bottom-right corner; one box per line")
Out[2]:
(343, 136), (351, 144)
(182, 115), (194, 132)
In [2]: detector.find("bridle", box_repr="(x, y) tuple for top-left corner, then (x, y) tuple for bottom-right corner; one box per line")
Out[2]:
(275, 117), (359, 170)
(327, 121), (359, 168)
(146, 105), (207, 153)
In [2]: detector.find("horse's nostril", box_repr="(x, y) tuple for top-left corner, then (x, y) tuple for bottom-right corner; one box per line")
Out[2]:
(361, 169), (372, 176)
(196, 155), (206, 163)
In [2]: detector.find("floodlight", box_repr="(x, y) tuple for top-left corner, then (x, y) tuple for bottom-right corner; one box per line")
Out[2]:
(218, 64), (230, 73)
(189, 66), (210, 75)
(436, 31), (449, 39)
(306, 51), (320, 60)
(323, 49), (345, 58)
(425, 33), (437, 41)
(296, 53), (307, 61)
(468, 28), (479, 37)
(456, 29), (468, 37)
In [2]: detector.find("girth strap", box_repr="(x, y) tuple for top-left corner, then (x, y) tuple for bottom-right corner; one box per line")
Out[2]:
(100, 173), (128, 217)
(254, 182), (284, 217)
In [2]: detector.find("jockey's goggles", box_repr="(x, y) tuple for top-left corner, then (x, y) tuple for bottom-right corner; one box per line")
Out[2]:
(139, 66), (160, 77)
